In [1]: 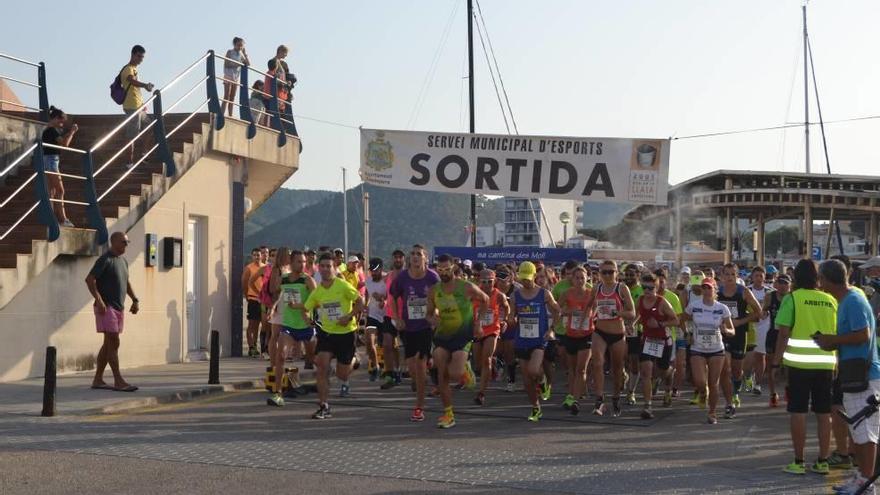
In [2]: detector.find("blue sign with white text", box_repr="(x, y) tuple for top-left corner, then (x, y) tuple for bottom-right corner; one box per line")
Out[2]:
(433, 246), (589, 265)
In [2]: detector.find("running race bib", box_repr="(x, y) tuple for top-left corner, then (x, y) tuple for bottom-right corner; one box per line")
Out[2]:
(321, 302), (343, 323)
(571, 311), (591, 331)
(480, 311), (494, 327)
(597, 299), (617, 320)
(643, 338), (665, 358)
(696, 327), (721, 348)
(281, 288), (301, 305)
(722, 301), (739, 319)
(407, 297), (427, 320)
(519, 317), (540, 339)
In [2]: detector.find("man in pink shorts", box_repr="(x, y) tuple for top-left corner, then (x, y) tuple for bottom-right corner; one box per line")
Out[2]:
(86, 231), (140, 392)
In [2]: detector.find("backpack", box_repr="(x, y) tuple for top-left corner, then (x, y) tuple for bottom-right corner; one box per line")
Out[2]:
(110, 65), (133, 105)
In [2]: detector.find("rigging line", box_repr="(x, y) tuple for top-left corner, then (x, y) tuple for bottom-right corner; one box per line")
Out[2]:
(473, 8), (511, 133)
(406, 0), (461, 129)
(672, 114), (880, 141)
(475, 0), (519, 134)
(293, 114), (360, 129)
(778, 27), (803, 172)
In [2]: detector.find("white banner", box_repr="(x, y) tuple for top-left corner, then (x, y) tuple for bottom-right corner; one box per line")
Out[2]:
(360, 129), (669, 205)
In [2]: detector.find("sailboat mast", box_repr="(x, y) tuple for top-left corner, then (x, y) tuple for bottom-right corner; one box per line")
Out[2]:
(342, 167), (349, 257)
(803, 5), (810, 174)
(468, 0), (477, 247)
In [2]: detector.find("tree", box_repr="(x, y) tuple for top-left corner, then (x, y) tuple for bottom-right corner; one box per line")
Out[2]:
(765, 225), (800, 255)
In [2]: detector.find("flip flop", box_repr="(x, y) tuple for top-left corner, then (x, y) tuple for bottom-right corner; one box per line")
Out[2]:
(113, 385), (139, 392)
(90, 384), (114, 390)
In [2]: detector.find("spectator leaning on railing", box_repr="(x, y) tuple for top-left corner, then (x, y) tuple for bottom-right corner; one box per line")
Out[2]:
(41, 105), (78, 227)
(221, 37), (250, 117)
(814, 259), (880, 493)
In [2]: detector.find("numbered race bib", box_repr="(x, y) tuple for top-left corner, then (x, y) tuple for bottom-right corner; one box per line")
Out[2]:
(597, 299), (617, 320)
(696, 327), (721, 348)
(519, 317), (540, 339)
(480, 311), (494, 327)
(643, 338), (665, 358)
(282, 288), (301, 305)
(322, 302), (343, 323)
(722, 301), (739, 319)
(407, 297), (427, 320)
(571, 311), (591, 331)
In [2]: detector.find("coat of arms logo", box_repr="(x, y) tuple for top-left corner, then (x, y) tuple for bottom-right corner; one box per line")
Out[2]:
(365, 131), (394, 171)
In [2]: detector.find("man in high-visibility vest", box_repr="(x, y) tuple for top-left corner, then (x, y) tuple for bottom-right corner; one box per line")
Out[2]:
(772, 259), (838, 476)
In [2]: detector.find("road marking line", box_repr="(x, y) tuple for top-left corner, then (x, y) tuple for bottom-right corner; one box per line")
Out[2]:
(84, 390), (259, 422)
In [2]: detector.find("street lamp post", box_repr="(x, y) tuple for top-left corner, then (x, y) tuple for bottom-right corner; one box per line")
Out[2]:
(559, 211), (571, 248)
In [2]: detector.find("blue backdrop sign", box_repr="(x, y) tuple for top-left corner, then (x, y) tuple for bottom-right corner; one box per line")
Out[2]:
(433, 246), (589, 265)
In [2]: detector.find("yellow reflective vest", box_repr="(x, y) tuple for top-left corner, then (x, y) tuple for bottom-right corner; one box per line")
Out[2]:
(782, 289), (838, 370)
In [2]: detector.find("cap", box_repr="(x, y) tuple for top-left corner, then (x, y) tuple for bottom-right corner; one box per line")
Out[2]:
(681, 266), (691, 275)
(517, 261), (537, 281)
(700, 277), (716, 288)
(765, 265), (779, 275)
(392, 249), (405, 257)
(862, 256), (880, 270)
(333, 248), (344, 255)
(347, 255), (359, 263)
(463, 259), (473, 268)
(689, 275), (704, 286)
(305, 248), (316, 255)
(369, 257), (383, 271)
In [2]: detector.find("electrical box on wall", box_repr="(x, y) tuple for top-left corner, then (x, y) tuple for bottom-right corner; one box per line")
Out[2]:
(146, 233), (158, 267)
(163, 237), (183, 268)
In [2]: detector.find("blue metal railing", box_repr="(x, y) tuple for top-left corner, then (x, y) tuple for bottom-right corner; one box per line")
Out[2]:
(1, 48), (299, 248)
(0, 53), (49, 121)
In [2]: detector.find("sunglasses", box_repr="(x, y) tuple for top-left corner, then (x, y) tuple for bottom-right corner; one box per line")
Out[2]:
(642, 285), (655, 290)
(700, 284), (713, 289)
(496, 272), (509, 279)
(777, 280), (791, 285)
(600, 270), (616, 275)
(480, 279), (495, 284)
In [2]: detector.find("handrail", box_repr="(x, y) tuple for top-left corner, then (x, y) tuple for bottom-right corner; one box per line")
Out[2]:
(163, 76), (209, 115)
(0, 53), (40, 67)
(0, 172), (36, 208)
(42, 143), (87, 154)
(0, 100), (40, 112)
(0, 75), (40, 88)
(89, 93), (158, 152)
(161, 51), (211, 95)
(0, 142), (38, 179)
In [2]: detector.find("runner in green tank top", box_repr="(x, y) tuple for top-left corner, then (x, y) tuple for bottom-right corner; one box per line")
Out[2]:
(426, 254), (489, 429)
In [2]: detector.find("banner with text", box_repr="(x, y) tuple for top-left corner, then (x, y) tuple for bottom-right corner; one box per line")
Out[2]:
(361, 129), (669, 205)
(433, 246), (589, 265)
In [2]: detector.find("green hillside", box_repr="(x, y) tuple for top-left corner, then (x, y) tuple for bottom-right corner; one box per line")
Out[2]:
(244, 185), (504, 259)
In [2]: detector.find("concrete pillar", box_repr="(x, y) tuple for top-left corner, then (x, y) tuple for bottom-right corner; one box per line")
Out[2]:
(675, 201), (683, 270)
(716, 214), (724, 251)
(871, 212), (878, 256)
(757, 212), (765, 268)
(725, 207), (732, 264)
(797, 215), (805, 256)
(804, 203), (813, 260)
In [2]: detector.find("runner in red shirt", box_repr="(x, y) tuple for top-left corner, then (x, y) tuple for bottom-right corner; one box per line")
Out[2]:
(634, 272), (679, 420)
(560, 266), (593, 415)
(472, 269), (510, 406)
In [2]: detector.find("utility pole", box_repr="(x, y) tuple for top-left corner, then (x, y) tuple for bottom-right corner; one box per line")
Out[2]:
(342, 167), (348, 257)
(363, 188), (370, 264)
(467, 0), (477, 247)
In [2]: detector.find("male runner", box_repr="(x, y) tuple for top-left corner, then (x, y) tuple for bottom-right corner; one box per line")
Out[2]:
(379, 249), (407, 390)
(303, 253), (364, 419)
(242, 247), (265, 357)
(389, 244), (440, 422)
(623, 264), (644, 405)
(426, 254), (489, 428)
(657, 269), (683, 407)
(717, 263), (761, 418)
(747, 266), (772, 395)
(496, 265), (520, 392)
(634, 272), (679, 419)
(552, 261), (578, 407)
(364, 258), (388, 382)
(473, 269), (509, 406)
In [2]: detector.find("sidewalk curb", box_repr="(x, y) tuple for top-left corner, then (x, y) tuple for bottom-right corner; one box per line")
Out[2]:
(85, 379), (266, 416)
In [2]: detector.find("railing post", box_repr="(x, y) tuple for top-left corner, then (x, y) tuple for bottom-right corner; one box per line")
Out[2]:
(32, 141), (60, 242)
(267, 75), (287, 148)
(238, 67), (256, 140)
(151, 90), (177, 178)
(205, 50), (225, 131)
(37, 62), (49, 122)
(81, 151), (108, 245)
(281, 94), (299, 138)
(41, 346), (56, 417)
(209, 329), (220, 385)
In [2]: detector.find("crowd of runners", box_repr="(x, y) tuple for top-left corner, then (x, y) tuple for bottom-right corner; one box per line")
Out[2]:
(240, 244), (880, 493)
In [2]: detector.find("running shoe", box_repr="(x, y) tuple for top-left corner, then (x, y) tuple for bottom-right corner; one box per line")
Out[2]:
(311, 404), (332, 419)
(540, 382), (552, 401)
(570, 400), (580, 415)
(671, 388), (681, 398)
(641, 406), (654, 420)
(689, 393), (701, 406)
(662, 391), (672, 407)
(474, 392), (485, 406)
(380, 375), (396, 390)
(352, 356), (361, 370)
(833, 472), (868, 494)
(61, 219), (75, 228)
(743, 375), (754, 392)
(410, 407), (425, 422)
(810, 460), (830, 475)
(340, 383), (351, 398)
(612, 397), (622, 418)
(622, 369), (630, 390)
(261, 352), (270, 360)
(697, 393), (707, 410)
(707, 414), (718, 425)
(752, 384), (763, 396)
(248, 346), (258, 358)
(732, 394), (741, 408)
(827, 451), (854, 470)
(369, 368), (379, 382)
(437, 413), (456, 429)
(266, 393), (284, 407)
(782, 461), (806, 475)
(626, 391), (637, 406)
(769, 392), (780, 408)
(593, 399), (605, 416)
(506, 381), (516, 393)
(464, 361), (477, 390)
(562, 394), (575, 410)
(724, 404), (736, 419)
(528, 406), (543, 422)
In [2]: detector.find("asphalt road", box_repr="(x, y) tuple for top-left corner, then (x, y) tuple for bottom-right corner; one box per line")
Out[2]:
(0, 371), (851, 494)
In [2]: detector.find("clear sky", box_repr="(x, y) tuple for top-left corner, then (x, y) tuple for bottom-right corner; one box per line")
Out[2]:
(4, 0), (879, 192)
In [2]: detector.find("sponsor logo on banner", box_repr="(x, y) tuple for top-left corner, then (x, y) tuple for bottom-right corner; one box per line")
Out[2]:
(359, 129), (669, 205)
